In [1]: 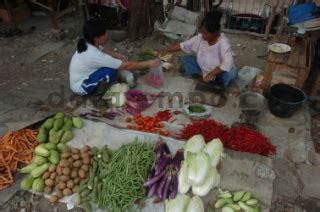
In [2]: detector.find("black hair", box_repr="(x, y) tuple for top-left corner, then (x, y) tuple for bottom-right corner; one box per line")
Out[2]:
(201, 9), (223, 33)
(77, 18), (107, 53)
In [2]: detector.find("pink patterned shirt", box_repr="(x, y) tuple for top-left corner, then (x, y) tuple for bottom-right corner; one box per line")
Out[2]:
(180, 33), (234, 79)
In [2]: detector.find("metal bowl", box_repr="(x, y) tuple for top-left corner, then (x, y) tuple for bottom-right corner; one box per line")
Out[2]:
(239, 91), (267, 111)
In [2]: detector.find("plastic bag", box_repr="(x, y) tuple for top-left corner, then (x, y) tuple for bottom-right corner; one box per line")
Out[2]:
(146, 63), (165, 88)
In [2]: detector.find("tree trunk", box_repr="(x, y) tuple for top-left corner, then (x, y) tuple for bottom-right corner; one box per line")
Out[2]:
(128, 0), (152, 40)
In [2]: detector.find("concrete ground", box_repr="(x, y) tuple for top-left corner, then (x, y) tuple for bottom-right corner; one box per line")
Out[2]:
(0, 15), (320, 211)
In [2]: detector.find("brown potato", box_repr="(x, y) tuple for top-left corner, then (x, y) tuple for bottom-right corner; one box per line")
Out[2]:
(42, 171), (51, 180)
(82, 157), (90, 165)
(56, 166), (63, 175)
(49, 195), (59, 204)
(71, 170), (78, 179)
(58, 182), (66, 190)
(45, 179), (55, 187)
(87, 151), (93, 156)
(50, 172), (57, 180)
(48, 164), (57, 172)
(63, 188), (72, 196)
(55, 189), (63, 198)
(67, 158), (74, 164)
(80, 152), (89, 159)
(62, 152), (71, 159)
(78, 169), (86, 179)
(71, 148), (80, 154)
(72, 154), (80, 160)
(44, 186), (52, 194)
(73, 178), (80, 185)
(59, 159), (69, 168)
(80, 164), (89, 172)
(73, 160), (82, 168)
(83, 145), (90, 152)
(72, 185), (80, 193)
(66, 180), (74, 189)
(62, 167), (71, 176)
(59, 175), (70, 182)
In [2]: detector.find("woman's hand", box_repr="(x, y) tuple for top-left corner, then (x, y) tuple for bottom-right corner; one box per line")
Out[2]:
(148, 59), (161, 68)
(203, 72), (214, 83)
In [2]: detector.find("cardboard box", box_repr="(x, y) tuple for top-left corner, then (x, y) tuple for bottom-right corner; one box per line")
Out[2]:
(0, 3), (31, 24)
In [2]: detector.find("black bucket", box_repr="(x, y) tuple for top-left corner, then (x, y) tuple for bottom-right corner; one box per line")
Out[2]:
(268, 84), (306, 118)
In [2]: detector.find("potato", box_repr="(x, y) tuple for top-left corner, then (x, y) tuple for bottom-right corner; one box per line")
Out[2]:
(48, 164), (57, 172)
(56, 189), (63, 198)
(72, 154), (80, 160)
(43, 171), (51, 180)
(67, 180), (74, 189)
(58, 182), (66, 190)
(72, 185), (80, 193)
(67, 158), (74, 164)
(71, 170), (78, 179)
(56, 166), (63, 175)
(62, 167), (71, 175)
(78, 169), (86, 179)
(63, 188), (72, 196)
(73, 178), (80, 185)
(49, 195), (59, 204)
(59, 159), (69, 168)
(44, 186), (52, 194)
(45, 179), (55, 187)
(87, 151), (93, 156)
(82, 145), (90, 152)
(82, 157), (90, 165)
(71, 148), (80, 154)
(50, 172), (57, 180)
(73, 160), (82, 168)
(62, 152), (71, 159)
(80, 164), (89, 172)
(60, 175), (70, 182)
(80, 152), (89, 159)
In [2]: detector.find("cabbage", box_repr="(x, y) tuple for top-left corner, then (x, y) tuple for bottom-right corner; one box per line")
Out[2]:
(187, 152), (211, 186)
(184, 135), (206, 159)
(110, 83), (122, 92)
(120, 83), (129, 92)
(191, 168), (220, 196)
(186, 196), (204, 212)
(178, 161), (191, 194)
(203, 138), (224, 167)
(165, 193), (190, 212)
(111, 92), (126, 107)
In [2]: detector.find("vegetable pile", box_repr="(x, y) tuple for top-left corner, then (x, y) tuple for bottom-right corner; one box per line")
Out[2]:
(178, 135), (223, 197)
(144, 141), (184, 201)
(97, 140), (156, 211)
(211, 189), (261, 212)
(46, 146), (93, 204)
(0, 129), (38, 190)
(126, 113), (170, 136)
(136, 49), (158, 75)
(20, 112), (84, 194)
(125, 89), (158, 115)
(178, 119), (276, 157)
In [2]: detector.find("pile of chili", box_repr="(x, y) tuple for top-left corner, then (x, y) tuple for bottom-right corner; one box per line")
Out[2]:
(178, 118), (276, 157)
(155, 110), (172, 122)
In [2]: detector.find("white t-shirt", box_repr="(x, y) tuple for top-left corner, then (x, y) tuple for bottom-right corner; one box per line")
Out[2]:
(180, 33), (235, 80)
(69, 43), (122, 94)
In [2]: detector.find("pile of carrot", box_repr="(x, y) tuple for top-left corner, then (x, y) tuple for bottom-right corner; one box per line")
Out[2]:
(0, 129), (39, 190)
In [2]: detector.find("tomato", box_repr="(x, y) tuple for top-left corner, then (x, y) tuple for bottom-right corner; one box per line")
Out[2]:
(126, 117), (132, 122)
(159, 123), (164, 128)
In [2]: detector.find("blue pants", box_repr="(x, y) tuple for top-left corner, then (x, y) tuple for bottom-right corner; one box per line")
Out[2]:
(182, 55), (238, 88)
(81, 67), (118, 94)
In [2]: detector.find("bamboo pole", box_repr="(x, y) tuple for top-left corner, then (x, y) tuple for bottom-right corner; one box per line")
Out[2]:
(263, 0), (279, 41)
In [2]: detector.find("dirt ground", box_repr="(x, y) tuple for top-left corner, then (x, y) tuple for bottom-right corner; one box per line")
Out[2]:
(1, 15), (320, 211)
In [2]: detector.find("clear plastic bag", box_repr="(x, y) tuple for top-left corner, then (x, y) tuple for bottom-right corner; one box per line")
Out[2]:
(146, 63), (165, 88)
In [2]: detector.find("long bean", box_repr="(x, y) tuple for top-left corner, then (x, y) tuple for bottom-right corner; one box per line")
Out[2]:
(98, 140), (156, 211)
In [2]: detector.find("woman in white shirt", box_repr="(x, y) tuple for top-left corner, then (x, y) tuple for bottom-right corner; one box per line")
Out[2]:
(69, 18), (159, 95)
(159, 10), (237, 88)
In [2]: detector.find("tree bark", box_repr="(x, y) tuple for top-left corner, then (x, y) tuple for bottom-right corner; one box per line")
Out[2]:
(128, 0), (152, 40)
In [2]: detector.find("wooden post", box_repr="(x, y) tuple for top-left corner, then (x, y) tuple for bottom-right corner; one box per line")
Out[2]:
(203, 0), (210, 14)
(4, 0), (17, 27)
(263, 0), (279, 41)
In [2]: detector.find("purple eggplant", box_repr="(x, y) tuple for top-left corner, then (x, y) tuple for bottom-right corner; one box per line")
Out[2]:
(155, 155), (172, 176)
(162, 175), (172, 201)
(144, 170), (166, 187)
(169, 172), (178, 199)
(147, 183), (158, 197)
(156, 141), (170, 159)
(172, 149), (184, 171)
(157, 174), (168, 199)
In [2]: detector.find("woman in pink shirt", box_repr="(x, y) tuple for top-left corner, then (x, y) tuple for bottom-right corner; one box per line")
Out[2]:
(160, 10), (237, 88)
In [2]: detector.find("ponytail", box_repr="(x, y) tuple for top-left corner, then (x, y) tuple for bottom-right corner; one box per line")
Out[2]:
(77, 38), (87, 53)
